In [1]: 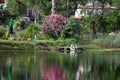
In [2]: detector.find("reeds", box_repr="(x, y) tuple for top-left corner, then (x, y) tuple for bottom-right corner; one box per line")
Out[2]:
(92, 32), (120, 48)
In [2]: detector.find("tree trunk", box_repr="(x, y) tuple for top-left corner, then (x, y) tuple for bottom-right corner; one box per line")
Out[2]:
(92, 1), (96, 39)
(52, 0), (56, 15)
(67, 0), (69, 19)
(93, 26), (96, 39)
(34, 10), (39, 24)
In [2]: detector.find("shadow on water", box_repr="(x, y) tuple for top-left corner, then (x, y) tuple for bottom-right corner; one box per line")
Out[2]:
(0, 50), (120, 80)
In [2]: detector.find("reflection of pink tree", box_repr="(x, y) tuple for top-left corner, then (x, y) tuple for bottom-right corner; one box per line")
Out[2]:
(40, 62), (66, 80)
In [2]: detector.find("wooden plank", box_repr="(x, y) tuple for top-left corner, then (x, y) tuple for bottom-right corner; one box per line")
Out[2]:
(57, 46), (85, 52)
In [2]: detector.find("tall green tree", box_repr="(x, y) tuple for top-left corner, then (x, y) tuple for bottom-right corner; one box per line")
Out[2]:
(21, 0), (52, 22)
(0, 6), (10, 26)
(61, 18), (82, 40)
(21, 0), (41, 23)
(7, 0), (26, 16)
(113, 0), (120, 10)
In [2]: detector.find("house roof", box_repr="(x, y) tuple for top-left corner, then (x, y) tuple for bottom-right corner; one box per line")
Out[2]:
(77, 1), (116, 10)
(94, 1), (102, 7)
(85, 1), (102, 7)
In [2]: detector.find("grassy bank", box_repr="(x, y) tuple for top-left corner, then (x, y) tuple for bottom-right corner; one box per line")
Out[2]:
(1, 39), (120, 52)
(92, 32), (120, 48)
(0, 40), (48, 50)
(84, 44), (120, 52)
(0, 39), (76, 50)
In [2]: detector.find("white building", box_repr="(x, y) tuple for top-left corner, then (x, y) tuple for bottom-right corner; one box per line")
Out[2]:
(74, 1), (116, 18)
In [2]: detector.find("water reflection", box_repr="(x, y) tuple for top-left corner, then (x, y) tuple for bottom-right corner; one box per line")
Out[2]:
(0, 51), (120, 80)
(76, 64), (84, 80)
(7, 57), (12, 80)
(0, 57), (12, 80)
(40, 61), (66, 80)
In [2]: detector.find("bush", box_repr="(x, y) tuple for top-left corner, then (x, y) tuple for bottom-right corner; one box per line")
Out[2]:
(14, 18), (26, 31)
(42, 14), (66, 39)
(17, 23), (40, 39)
(0, 27), (9, 39)
(61, 18), (82, 40)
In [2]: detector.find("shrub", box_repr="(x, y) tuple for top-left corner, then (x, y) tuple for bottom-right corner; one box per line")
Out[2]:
(42, 14), (66, 39)
(0, 27), (9, 39)
(61, 18), (82, 40)
(14, 18), (26, 31)
(17, 23), (40, 39)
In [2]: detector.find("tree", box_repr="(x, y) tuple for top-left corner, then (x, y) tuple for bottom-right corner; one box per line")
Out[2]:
(61, 18), (82, 39)
(7, 0), (26, 16)
(113, 0), (120, 10)
(105, 11), (120, 32)
(42, 14), (66, 39)
(0, 6), (10, 27)
(21, 0), (55, 23)
(21, 0), (41, 23)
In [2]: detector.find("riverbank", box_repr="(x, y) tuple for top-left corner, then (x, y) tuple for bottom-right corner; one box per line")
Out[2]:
(1, 40), (120, 52)
(84, 44), (120, 52)
(0, 40), (50, 50)
(0, 39), (75, 51)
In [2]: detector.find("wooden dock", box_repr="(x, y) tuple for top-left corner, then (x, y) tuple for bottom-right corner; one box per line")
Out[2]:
(57, 44), (85, 52)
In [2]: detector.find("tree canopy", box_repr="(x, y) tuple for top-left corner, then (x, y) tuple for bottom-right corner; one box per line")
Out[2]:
(7, 0), (26, 16)
(6, 0), (120, 18)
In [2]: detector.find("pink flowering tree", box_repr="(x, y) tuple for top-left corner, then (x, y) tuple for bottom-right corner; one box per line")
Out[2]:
(42, 14), (66, 39)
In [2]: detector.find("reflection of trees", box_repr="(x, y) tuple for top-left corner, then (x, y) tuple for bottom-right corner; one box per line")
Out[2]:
(77, 52), (120, 80)
(40, 62), (66, 80)
(1, 51), (120, 80)
(12, 54), (41, 80)
(40, 53), (80, 80)
(40, 54), (66, 80)
(0, 52), (41, 80)
(0, 57), (12, 80)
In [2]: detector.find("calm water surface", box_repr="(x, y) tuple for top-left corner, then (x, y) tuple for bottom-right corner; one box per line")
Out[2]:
(0, 51), (120, 80)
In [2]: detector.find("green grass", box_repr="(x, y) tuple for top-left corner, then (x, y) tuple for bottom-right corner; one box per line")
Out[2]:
(84, 44), (102, 49)
(0, 39), (76, 50)
(1, 39), (120, 52)
(84, 44), (120, 52)
(92, 32), (120, 48)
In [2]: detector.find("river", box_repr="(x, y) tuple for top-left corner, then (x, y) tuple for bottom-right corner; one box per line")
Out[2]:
(0, 50), (120, 80)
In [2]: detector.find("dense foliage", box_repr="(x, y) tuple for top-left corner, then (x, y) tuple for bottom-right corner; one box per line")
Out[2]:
(42, 14), (66, 39)
(7, 0), (26, 16)
(6, 0), (120, 20)
(0, 6), (10, 25)
(61, 18), (82, 40)
(105, 11), (120, 32)
(14, 19), (26, 31)
(17, 23), (40, 39)
(1, 0), (120, 48)
(92, 32), (120, 48)
(0, 27), (9, 39)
